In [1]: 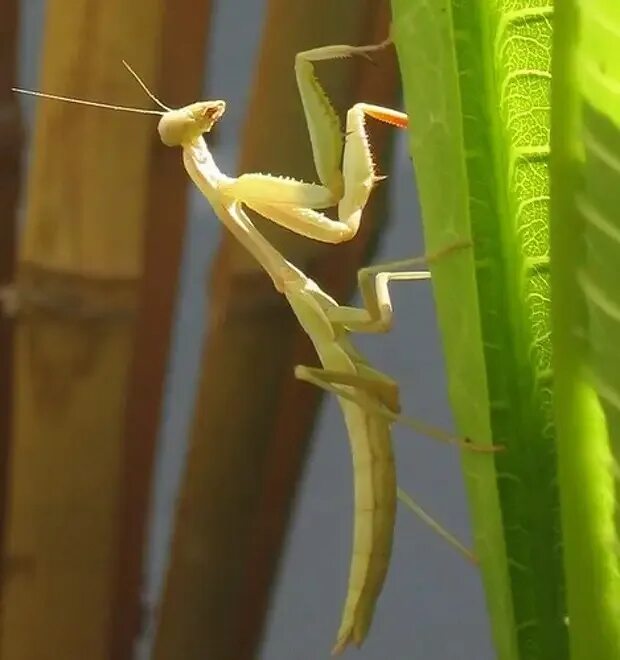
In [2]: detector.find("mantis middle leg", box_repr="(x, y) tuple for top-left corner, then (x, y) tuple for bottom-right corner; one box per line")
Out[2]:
(327, 240), (472, 332)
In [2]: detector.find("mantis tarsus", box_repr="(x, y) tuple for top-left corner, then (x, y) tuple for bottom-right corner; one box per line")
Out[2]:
(15, 39), (499, 654)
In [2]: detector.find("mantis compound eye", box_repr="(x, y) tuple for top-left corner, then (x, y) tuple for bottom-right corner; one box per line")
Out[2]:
(157, 100), (226, 147)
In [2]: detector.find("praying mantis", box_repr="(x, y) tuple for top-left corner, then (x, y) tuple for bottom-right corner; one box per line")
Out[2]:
(14, 39), (499, 654)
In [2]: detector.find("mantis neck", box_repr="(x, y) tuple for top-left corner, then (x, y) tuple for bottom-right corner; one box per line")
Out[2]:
(182, 137), (304, 292)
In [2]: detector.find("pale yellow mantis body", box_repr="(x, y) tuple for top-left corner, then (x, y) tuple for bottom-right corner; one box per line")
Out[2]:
(15, 40), (498, 653)
(174, 123), (479, 652)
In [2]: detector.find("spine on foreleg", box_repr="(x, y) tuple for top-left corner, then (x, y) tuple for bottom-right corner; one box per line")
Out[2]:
(332, 408), (397, 654)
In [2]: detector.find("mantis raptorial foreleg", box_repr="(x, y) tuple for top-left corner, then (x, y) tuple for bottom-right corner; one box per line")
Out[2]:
(13, 41), (403, 250)
(214, 40), (408, 243)
(13, 38), (499, 655)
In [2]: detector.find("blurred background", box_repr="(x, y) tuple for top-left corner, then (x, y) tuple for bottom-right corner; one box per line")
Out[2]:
(1, 0), (493, 658)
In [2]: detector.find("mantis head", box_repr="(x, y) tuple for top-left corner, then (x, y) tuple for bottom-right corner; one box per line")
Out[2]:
(157, 100), (226, 147)
(13, 62), (227, 150)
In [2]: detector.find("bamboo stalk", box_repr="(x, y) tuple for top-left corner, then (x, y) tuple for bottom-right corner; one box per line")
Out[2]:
(0, 2), (168, 658)
(0, 0), (23, 623)
(108, 2), (214, 658)
(153, 3), (398, 658)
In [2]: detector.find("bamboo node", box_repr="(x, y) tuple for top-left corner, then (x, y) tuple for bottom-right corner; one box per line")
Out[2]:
(0, 285), (19, 317)
(3, 553), (36, 579)
(0, 283), (136, 321)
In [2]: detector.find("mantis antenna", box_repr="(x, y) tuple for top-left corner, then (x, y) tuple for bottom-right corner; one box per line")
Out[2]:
(11, 87), (165, 116)
(12, 59), (171, 116)
(121, 59), (172, 112)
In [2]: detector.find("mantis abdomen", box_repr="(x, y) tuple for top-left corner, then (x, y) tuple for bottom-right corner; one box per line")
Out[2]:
(332, 400), (397, 654)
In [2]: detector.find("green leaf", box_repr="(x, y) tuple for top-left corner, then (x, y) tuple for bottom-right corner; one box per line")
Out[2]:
(391, 1), (566, 658)
(550, 1), (620, 658)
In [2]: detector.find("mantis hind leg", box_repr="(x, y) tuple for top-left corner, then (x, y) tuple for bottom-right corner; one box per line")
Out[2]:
(296, 364), (401, 413)
(397, 488), (477, 564)
(294, 365), (499, 453)
(294, 367), (478, 560)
